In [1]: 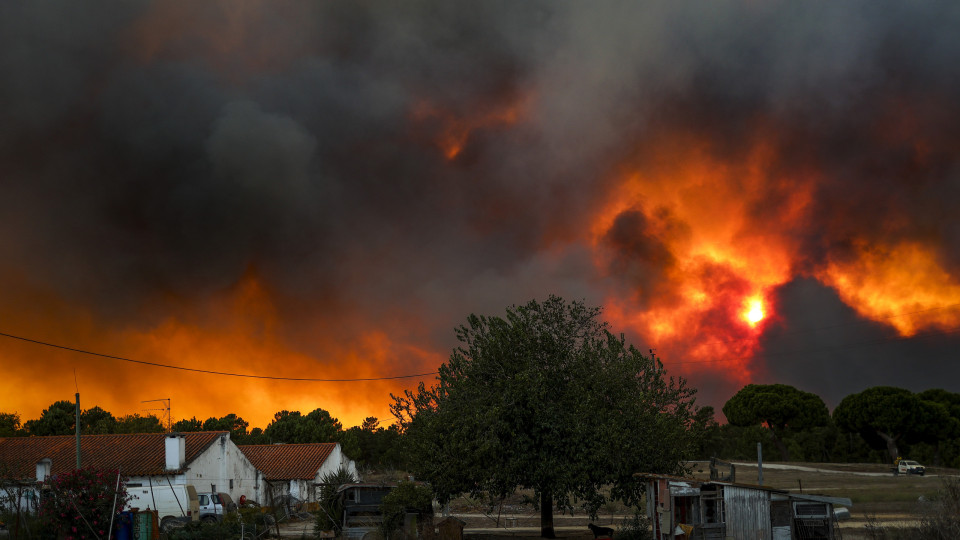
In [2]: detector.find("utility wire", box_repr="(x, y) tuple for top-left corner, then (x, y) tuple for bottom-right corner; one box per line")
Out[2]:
(0, 331), (438, 382)
(4, 301), (960, 375)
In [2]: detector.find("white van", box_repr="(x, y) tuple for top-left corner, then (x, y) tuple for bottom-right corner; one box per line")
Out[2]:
(126, 482), (200, 532)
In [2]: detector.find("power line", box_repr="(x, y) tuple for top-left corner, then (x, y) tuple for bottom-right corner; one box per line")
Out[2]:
(0, 331), (438, 382)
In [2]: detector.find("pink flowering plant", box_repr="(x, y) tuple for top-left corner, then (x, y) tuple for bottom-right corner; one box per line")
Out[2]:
(38, 467), (129, 540)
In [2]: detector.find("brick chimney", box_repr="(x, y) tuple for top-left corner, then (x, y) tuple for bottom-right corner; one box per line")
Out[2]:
(165, 433), (185, 470)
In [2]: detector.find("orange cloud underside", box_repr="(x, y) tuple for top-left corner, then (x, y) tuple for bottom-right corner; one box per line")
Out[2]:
(589, 127), (960, 379)
(0, 272), (437, 430)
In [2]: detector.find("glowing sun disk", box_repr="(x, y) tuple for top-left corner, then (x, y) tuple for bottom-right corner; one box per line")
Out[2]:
(745, 298), (765, 326)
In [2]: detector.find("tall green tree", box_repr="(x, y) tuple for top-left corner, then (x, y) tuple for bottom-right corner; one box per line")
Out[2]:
(172, 417), (203, 432)
(80, 406), (117, 434)
(392, 296), (701, 538)
(341, 417), (405, 468)
(202, 414), (250, 442)
(24, 400), (77, 436)
(263, 408), (343, 443)
(114, 414), (165, 434)
(0, 412), (22, 436)
(833, 386), (923, 462)
(722, 384), (830, 461)
(916, 389), (960, 466)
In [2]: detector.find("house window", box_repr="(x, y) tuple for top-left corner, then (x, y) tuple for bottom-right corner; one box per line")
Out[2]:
(211, 484), (216, 494)
(229, 479), (234, 489)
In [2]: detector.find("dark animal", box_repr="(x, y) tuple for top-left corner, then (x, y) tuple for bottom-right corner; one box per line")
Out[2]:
(588, 523), (615, 539)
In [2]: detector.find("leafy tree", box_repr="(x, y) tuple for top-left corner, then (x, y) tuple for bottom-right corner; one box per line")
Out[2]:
(263, 408), (342, 443)
(342, 417), (406, 469)
(0, 412), (22, 436)
(722, 384), (830, 461)
(833, 386), (923, 462)
(918, 389), (960, 420)
(24, 400), (77, 436)
(80, 406), (117, 434)
(361, 417), (379, 432)
(202, 414), (250, 442)
(691, 406), (723, 460)
(392, 296), (701, 538)
(916, 389), (960, 466)
(245, 427), (270, 445)
(39, 467), (128, 540)
(172, 417), (204, 432)
(114, 414), (164, 434)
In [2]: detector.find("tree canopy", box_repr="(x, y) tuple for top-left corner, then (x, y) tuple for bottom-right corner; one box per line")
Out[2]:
(81, 406), (118, 434)
(722, 383), (830, 461)
(833, 386), (923, 462)
(0, 412), (21, 437)
(24, 400), (77, 436)
(392, 296), (701, 538)
(263, 408), (343, 443)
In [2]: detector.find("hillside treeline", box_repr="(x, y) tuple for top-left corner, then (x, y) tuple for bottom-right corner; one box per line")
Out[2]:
(0, 403), (403, 470)
(697, 384), (960, 467)
(4, 383), (959, 469)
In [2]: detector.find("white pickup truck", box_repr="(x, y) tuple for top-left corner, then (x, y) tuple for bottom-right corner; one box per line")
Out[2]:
(895, 459), (926, 476)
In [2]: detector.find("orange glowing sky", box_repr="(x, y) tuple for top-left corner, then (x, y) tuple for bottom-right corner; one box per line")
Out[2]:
(4, 2), (960, 430)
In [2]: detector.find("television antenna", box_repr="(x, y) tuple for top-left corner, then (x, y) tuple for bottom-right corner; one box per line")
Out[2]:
(142, 398), (171, 432)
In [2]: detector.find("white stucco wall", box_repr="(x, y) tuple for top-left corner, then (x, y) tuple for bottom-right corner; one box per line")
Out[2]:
(307, 443), (358, 503)
(314, 444), (359, 482)
(183, 434), (260, 504)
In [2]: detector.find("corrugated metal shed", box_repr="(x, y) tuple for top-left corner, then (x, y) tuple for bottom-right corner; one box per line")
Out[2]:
(724, 485), (771, 540)
(638, 474), (851, 540)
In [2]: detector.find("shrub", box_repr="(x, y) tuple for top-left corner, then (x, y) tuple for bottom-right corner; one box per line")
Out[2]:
(38, 467), (128, 540)
(616, 513), (653, 540)
(315, 466), (359, 536)
(379, 481), (433, 540)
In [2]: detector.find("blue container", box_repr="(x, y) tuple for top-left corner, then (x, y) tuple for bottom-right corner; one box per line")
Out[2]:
(115, 512), (133, 540)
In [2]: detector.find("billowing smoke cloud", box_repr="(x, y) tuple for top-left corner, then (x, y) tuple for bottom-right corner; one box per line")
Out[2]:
(2, 1), (960, 427)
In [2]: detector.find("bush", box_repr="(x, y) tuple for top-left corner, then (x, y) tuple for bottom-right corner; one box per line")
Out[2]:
(167, 519), (239, 540)
(915, 477), (960, 538)
(616, 513), (653, 540)
(315, 466), (359, 535)
(38, 467), (127, 540)
(379, 481), (433, 540)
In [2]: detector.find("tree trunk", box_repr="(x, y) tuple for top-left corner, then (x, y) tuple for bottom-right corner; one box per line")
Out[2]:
(540, 491), (555, 539)
(770, 430), (790, 461)
(877, 430), (899, 463)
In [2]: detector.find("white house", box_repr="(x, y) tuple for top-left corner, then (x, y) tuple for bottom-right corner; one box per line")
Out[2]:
(0, 431), (261, 512)
(238, 442), (358, 508)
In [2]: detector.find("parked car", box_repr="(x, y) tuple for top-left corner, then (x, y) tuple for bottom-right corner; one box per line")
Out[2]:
(897, 460), (926, 476)
(197, 492), (238, 522)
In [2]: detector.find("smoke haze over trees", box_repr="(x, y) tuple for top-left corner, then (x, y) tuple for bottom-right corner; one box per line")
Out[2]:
(3, 2), (960, 425)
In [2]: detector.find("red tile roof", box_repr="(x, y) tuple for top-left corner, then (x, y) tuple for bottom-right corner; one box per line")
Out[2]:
(0, 432), (225, 479)
(237, 443), (337, 480)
